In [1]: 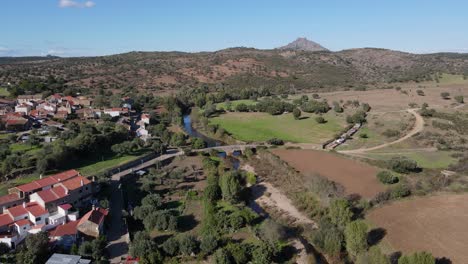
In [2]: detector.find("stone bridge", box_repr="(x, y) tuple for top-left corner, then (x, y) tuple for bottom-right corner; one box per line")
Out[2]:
(194, 144), (261, 155)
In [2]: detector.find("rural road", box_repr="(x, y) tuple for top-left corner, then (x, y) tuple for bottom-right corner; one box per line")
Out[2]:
(106, 149), (183, 263)
(339, 108), (424, 154)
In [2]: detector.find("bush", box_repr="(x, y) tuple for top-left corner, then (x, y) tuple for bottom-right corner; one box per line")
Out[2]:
(235, 103), (249, 112)
(454, 95), (464, 103)
(376, 171), (399, 184)
(293, 108), (301, 120)
(382, 129), (400, 138)
(389, 157), (419, 173)
(416, 90), (425, 96)
(311, 218), (344, 257)
(301, 100), (330, 114)
(328, 199), (353, 229)
(162, 236), (179, 256)
(315, 116), (326, 124)
(359, 133), (368, 139)
(390, 184), (411, 199)
(398, 251), (435, 264)
(267, 138), (284, 145)
(440, 92), (450, 100)
(345, 220), (368, 258)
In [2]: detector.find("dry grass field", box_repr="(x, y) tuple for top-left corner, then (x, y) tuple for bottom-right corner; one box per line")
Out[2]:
(313, 83), (468, 112)
(367, 194), (468, 263)
(272, 149), (385, 199)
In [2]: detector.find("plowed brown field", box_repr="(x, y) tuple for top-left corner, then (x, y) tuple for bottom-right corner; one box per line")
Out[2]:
(272, 149), (385, 199)
(367, 194), (468, 263)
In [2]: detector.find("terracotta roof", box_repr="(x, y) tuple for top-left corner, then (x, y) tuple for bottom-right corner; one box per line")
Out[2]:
(35, 186), (67, 203)
(49, 221), (79, 237)
(35, 177), (59, 188)
(61, 176), (91, 191)
(58, 204), (72, 211)
(0, 214), (14, 227)
(79, 208), (108, 226)
(15, 219), (30, 227)
(6, 119), (28, 125)
(15, 170), (80, 193)
(52, 170), (80, 182)
(25, 202), (48, 217)
(0, 193), (22, 205)
(7, 204), (28, 217)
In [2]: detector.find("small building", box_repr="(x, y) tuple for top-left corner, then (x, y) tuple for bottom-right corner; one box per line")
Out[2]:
(0, 193), (24, 214)
(77, 207), (108, 238)
(17, 94), (43, 104)
(14, 104), (31, 115)
(46, 253), (91, 264)
(141, 113), (150, 125)
(49, 221), (79, 249)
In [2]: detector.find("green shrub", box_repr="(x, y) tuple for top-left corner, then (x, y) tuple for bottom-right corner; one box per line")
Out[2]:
(376, 171), (399, 184)
(389, 157), (420, 173)
(455, 95), (464, 103)
(315, 116), (326, 124)
(390, 184), (411, 199)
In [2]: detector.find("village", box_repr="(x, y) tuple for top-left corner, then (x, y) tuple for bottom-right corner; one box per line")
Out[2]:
(0, 93), (154, 142)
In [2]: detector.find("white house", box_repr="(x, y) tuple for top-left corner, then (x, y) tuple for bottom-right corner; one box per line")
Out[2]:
(14, 104), (31, 115)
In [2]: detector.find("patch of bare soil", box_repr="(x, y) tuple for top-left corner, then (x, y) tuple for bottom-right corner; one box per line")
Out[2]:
(272, 149), (385, 199)
(367, 194), (468, 264)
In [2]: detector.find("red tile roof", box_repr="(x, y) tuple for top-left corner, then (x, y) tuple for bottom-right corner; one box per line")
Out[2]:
(49, 221), (78, 237)
(25, 202), (48, 217)
(58, 204), (72, 211)
(61, 176), (91, 191)
(79, 208), (108, 226)
(15, 170), (80, 193)
(0, 193), (22, 205)
(0, 214), (13, 227)
(35, 186), (67, 203)
(6, 119), (28, 125)
(15, 219), (30, 227)
(7, 204), (28, 218)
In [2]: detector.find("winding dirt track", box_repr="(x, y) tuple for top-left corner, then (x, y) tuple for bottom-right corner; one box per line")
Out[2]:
(339, 109), (424, 154)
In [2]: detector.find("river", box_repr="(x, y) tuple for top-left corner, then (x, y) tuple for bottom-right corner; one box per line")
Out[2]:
(182, 114), (224, 148)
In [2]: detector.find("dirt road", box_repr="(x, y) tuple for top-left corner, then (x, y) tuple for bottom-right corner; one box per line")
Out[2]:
(244, 165), (316, 264)
(339, 108), (424, 154)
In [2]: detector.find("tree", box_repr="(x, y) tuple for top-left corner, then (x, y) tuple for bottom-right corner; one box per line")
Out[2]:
(356, 246), (390, 264)
(329, 199), (353, 229)
(389, 157), (419, 173)
(0, 242), (10, 255)
(251, 242), (273, 264)
(219, 171), (242, 203)
(333, 101), (344, 113)
(129, 231), (159, 263)
(200, 234), (219, 254)
(398, 252), (435, 264)
(376, 171), (398, 184)
(293, 108), (301, 120)
(142, 193), (162, 208)
(235, 103), (249, 112)
(178, 234), (199, 256)
(213, 248), (232, 264)
(191, 137), (206, 149)
(344, 220), (368, 258)
(15, 232), (49, 264)
(162, 236), (179, 256)
(311, 218), (344, 257)
(90, 236), (107, 261)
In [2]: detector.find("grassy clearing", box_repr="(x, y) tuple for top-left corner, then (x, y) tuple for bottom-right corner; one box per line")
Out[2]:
(76, 154), (145, 176)
(365, 151), (457, 169)
(434, 73), (468, 84)
(0, 87), (10, 97)
(210, 112), (346, 143)
(10, 143), (41, 153)
(0, 174), (39, 195)
(216, 99), (257, 110)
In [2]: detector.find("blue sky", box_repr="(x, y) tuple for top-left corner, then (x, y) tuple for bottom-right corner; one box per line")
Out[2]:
(1, 0), (467, 57)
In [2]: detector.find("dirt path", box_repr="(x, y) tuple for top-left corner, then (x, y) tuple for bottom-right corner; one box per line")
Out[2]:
(339, 108), (424, 154)
(243, 165), (316, 264)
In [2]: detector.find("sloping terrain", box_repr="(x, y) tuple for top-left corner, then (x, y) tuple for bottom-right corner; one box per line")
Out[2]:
(1, 47), (468, 93)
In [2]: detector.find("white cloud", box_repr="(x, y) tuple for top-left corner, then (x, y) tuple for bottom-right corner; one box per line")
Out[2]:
(58, 0), (95, 8)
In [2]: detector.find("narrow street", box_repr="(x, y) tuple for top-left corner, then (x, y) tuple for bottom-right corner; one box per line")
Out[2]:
(106, 149), (184, 263)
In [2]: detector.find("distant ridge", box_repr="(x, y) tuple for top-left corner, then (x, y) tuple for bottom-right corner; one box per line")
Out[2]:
(278, 37), (329, 52)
